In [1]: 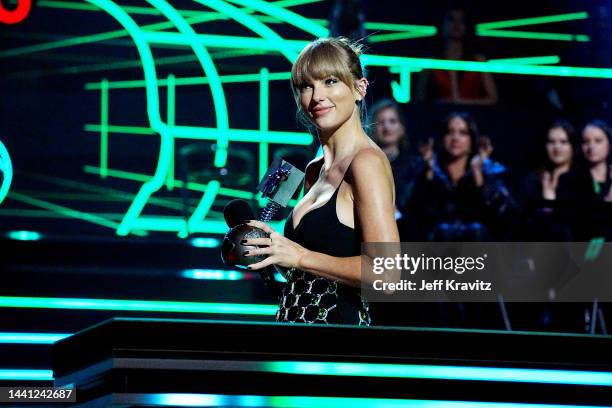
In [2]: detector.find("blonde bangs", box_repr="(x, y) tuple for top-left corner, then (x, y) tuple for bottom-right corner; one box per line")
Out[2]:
(291, 41), (354, 95)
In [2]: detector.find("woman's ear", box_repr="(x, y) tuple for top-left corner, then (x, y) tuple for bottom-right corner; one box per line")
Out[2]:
(355, 77), (368, 101)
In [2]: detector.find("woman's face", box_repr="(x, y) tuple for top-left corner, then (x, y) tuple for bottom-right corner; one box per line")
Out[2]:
(582, 125), (610, 165)
(444, 116), (472, 159)
(374, 107), (405, 147)
(546, 126), (573, 167)
(299, 75), (360, 132)
(443, 9), (467, 40)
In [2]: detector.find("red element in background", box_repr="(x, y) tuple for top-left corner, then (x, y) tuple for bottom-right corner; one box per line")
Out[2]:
(0, 0), (32, 24)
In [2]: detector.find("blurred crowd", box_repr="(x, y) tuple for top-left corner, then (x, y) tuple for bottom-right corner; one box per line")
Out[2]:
(369, 99), (612, 242)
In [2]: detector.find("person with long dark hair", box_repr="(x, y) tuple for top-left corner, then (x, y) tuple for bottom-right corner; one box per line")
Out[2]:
(242, 37), (399, 325)
(580, 120), (612, 202)
(520, 120), (580, 203)
(405, 111), (513, 241)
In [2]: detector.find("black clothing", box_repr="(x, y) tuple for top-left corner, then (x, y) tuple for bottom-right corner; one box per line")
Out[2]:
(278, 181), (370, 325)
(404, 158), (514, 241)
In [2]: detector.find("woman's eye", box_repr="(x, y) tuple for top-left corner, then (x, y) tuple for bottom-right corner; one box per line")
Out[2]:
(299, 84), (312, 92)
(325, 78), (338, 85)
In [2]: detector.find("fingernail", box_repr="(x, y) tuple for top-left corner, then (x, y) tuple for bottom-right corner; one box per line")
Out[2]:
(244, 251), (250, 255)
(240, 239), (247, 244)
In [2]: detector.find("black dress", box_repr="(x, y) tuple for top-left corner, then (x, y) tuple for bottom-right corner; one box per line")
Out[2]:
(277, 182), (371, 325)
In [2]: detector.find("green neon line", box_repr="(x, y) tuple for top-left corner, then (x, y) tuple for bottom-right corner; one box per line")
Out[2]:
(85, 71), (292, 90)
(478, 29), (590, 42)
(141, 32), (307, 51)
(9, 54), (201, 79)
(0, 0), (307, 59)
(149, 0), (230, 171)
(84, 124), (314, 145)
(368, 31), (437, 43)
(362, 55), (612, 78)
(477, 11), (589, 30)
(22, 172), (186, 211)
(7, 192), (149, 235)
(30, 0), (321, 21)
(188, 180), (221, 232)
(223, 0), (328, 38)
(100, 78), (109, 179)
(0, 139), (13, 205)
(259, 68), (270, 208)
(364, 22), (436, 33)
(0, 296), (276, 316)
(82, 165), (256, 200)
(166, 74), (175, 191)
(81, 0), (166, 237)
(264, 361), (612, 387)
(488, 55), (560, 65)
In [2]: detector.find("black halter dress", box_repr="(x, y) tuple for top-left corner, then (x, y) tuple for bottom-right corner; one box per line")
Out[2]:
(277, 181), (371, 325)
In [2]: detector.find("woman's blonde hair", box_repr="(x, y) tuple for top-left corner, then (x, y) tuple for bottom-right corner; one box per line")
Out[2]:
(290, 37), (367, 129)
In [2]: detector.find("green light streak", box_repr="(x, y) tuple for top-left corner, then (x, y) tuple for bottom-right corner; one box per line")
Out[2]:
(0, 0), (312, 59)
(223, 0), (328, 38)
(264, 361), (612, 386)
(390, 66), (411, 103)
(8, 191), (147, 236)
(363, 22), (436, 33)
(0, 139), (13, 205)
(6, 230), (42, 241)
(82, 165), (256, 200)
(478, 29), (590, 42)
(141, 31), (307, 52)
(84, 124), (314, 145)
(259, 68), (269, 208)
(166, 74), (175, 191)
(0, 332), (69, 344)
(149, 0), (229, 170)
(488, 55), (560, 65)
(85, 71), (292, 90)
(362, 55), (612, 78)
(83, 0), (163, 237)
(23, 172), (186, 211)
(0, 296), (277, 315)
(140, 393), (612, 408)
(368, 31), (436, 44)
(100, 78), (109, 179)
(477, 11), (589, 30)
(0, 370), (53, 381)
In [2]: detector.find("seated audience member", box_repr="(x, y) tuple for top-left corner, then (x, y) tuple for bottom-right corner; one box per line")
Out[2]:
(579, 119), (612, 202)
(369, 99), (422, 212)
(415, 7), (498, 105)
(404, 112), (513, 241)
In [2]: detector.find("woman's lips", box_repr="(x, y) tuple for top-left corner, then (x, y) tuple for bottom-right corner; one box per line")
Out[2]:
(312, 106), (333, 117)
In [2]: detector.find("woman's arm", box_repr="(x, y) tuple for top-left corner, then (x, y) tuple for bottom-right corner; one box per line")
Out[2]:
(244, 148), (400, 288)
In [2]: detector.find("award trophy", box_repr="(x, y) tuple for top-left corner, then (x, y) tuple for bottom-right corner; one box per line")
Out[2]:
(221, 157), (305, 286)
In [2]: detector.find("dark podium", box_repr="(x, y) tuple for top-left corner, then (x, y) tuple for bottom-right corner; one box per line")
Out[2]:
(53, 318), (612, 407)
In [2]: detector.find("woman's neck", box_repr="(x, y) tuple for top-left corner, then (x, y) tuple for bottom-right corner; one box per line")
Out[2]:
(590, 161), (608, 183)
(444, 39), (464, 59)
(319, 108), (368, 170)
(547, 162), (571, 178)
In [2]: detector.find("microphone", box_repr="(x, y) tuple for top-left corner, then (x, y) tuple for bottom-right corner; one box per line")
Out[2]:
(223, 199), (255, 228)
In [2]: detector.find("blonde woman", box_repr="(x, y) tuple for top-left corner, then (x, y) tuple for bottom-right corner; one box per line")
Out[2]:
(243, 38), (399, 325)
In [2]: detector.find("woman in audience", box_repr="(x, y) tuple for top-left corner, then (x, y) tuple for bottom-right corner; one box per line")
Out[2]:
(405, 111), (513, 241)
(369, 99), (422, 212)
(520, 119), (582, 203)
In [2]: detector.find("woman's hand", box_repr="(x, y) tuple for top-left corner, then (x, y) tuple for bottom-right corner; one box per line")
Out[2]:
(243, 220), (310, 270)
(470, 135), (493, 187)
(419, 137), (435, 180)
